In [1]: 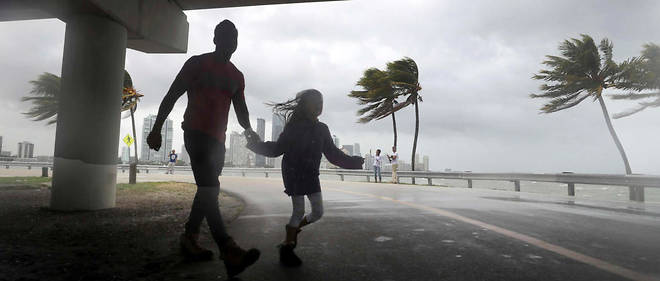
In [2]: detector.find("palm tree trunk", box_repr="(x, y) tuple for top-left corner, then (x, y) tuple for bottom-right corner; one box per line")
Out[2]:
(597, 95), (632, 174)
(411, 98), (420, 184)
(129, 107), (138, 184)
(391, 111), (398, 148)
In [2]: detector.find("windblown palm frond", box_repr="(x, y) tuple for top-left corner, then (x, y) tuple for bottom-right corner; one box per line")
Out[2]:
(611, 43), (660, 118)
(23, 70), (137, 125)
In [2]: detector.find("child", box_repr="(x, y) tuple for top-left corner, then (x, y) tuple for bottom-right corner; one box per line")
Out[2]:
(245, 89), (364, 267)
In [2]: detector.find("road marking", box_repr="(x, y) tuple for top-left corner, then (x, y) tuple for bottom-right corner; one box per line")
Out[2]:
(325, 187), (660, 281)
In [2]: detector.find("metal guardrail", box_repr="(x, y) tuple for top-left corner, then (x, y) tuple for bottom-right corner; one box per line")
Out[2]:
(3, 162), (658, 202)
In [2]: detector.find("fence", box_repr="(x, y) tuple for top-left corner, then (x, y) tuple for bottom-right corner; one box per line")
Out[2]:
(3, 162), (658, 202)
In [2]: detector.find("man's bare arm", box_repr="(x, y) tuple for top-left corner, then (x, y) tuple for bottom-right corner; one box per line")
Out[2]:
(232, 87), (252, 132)
(147, 58), (194, 150)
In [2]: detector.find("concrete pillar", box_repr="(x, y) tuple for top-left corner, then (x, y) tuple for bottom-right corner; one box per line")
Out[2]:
(629, 186), (645, 202)
(50, 14), (127, 211)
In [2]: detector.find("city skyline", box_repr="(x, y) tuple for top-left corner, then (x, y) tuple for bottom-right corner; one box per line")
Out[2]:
(139, 115), (173, 163)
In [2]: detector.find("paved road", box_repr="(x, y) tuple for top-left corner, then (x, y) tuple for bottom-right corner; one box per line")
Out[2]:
(176, 176), (660, 281)
(4, 169), (660, 280)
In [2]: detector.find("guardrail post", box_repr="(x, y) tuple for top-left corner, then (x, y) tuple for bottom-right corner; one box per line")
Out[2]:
(28, 165), (31, 170)
(366, 175), (370, 182)
(467, 179), (473, 189)
(5, 165), (9, 169)
(412, 177), (416, 185)
(514, 180), (520, 192)
(146, 169), (149, 174)
(340, 174), (344, 181)
(265, 172), (269, 178)
(41, 167), (48, 177)
(567, 183), (575, 196)
(630, 186), (645, 202)
(427, 178), (432, 186)
(241, 171), (246, 177)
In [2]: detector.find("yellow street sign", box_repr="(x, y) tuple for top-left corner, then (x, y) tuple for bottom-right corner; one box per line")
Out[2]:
(123, 134), (134, 147)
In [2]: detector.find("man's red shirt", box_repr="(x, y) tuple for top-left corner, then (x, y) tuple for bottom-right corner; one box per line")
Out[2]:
(180, 53), (244, 144)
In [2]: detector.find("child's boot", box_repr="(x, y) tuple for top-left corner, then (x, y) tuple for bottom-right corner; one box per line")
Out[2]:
(220, 237), (261, 277)
(279, 225), (302, 267)
(179, 233), (213, 260)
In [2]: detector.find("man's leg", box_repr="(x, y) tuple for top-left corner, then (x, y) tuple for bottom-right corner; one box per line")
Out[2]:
(392, 164), (398, 183)
(184, 130), (259, 276)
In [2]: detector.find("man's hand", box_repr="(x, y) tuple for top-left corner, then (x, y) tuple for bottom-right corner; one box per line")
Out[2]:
(147, 130), (162, 151)
(243, 129), (261, 144)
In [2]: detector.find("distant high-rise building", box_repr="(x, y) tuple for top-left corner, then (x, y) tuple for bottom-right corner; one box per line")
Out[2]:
(229, 131), (253, 167)
(341, 145), (353, 156)
(353, 143), (360, 156)
(17, 141), (34, 158)
(332, 135), (340, 148)
(255, 118), (266, 167)
(364, 153), (374, 170)
(179, 144), (189, 164)
(272, 113), (285, 142)
(121, 147), (130, 164)
(140, 115), (173, 163)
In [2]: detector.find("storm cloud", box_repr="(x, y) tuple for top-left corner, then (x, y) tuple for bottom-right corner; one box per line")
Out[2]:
(1, 0), (660, 174)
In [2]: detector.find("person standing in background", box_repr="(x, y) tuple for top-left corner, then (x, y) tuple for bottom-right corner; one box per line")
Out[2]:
(388, 146), (398, 183)
(373, 149), (382, 183)
(167, 149), (177, 174)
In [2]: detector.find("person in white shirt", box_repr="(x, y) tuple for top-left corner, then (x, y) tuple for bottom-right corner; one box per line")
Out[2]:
(373, 149), (382, 183)
(387, 146), (399, 183)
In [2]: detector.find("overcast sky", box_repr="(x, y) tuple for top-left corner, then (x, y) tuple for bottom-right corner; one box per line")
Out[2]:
(1, 0), (660, 174)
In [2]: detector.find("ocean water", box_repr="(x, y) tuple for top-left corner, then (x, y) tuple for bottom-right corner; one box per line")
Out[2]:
(220, 171), (660, 203)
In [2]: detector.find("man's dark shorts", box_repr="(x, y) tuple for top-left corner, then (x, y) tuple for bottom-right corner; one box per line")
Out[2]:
(184, 129), (225, 187)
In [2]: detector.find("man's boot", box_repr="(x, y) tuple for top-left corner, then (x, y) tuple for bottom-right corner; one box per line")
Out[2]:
(220, 237), (260, 277)
(180, 233), (213, 260)
(279, 225), (302, 267)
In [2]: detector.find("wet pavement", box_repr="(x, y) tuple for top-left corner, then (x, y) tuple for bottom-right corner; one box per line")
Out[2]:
(3, 169), (660, 280)
(212, 177), (660, 281)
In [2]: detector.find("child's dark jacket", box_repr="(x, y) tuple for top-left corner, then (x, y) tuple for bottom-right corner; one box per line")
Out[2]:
(246, 119), (362, 196)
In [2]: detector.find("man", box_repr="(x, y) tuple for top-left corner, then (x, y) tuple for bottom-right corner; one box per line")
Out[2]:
(387, 146), (398, 183)
(146, 20), (259, 278)
(167, 149), (177, 174)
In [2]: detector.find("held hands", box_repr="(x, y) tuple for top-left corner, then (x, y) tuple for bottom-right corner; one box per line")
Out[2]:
(243, 128), (261, 144)
(147, 130), (162, 151)
(352, 155), (365, 166)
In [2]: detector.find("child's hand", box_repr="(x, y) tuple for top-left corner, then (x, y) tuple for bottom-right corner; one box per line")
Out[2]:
(352, 156), (365, 166)
(243, 129), (261, 144)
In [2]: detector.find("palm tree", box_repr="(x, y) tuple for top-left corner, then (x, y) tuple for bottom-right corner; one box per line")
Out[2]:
(531, 34), (632, 174)
(21, 73), (61, 125)
(386, 57), (423, 178)
(610, 43), (660, 118)
(23, 70), (137, 124)
(349, 67), (402, 148)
